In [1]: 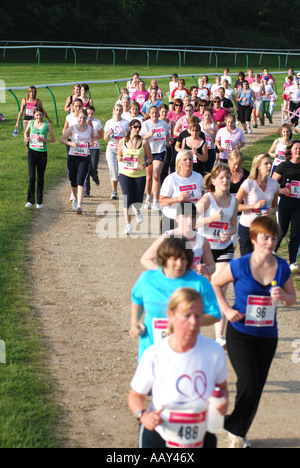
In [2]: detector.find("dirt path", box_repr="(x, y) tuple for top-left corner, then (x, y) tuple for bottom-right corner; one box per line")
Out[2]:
(27, 112), (300, 448)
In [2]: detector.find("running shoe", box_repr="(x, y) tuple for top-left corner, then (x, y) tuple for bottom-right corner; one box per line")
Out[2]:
(76, 205), (82, 215)
(72, 199), (78, 211)
(215, 335), (226, 348)
(36, 204), (43, 209)
(253, 124), (258, 128)
(123, 224), (132, 235)
(247, 126), (252, 134)
(111, 190), (118, 200)
(135, 210), (144, 225)
(227, 432), (252, 448)
(143, 198), (151, 210)
(151, 201), (161, 211)
(25, 202), (33, 209)
(290, 263), (299, 274)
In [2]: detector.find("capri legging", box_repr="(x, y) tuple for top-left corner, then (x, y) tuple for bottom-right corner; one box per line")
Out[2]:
(237, 104), (252, 123)
(106, 146), (119, 181)
(119, 174), (146, 208)
(67, 156), (89, 187)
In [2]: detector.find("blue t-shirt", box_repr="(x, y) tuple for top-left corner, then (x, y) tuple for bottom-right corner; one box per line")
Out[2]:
(131, 268), (221, 360)
(230, 254), (291, 338)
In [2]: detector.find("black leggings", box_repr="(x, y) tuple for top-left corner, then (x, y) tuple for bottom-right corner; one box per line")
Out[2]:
(119, 174), (146, 209)
(225, 323), (277, 437)
(27, 148), (47, 205)
(276, 196), (300, 264)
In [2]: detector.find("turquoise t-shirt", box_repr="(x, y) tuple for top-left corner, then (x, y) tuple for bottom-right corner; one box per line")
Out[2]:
(131, 268), (221, 361)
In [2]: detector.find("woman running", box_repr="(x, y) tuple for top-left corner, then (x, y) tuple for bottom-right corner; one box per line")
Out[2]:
(212, 216), (296, 448)
(15, 86), (51, 133)
(196, 163), (238, 347)
(24, 106), (55, 209)
(60, 108), (96, 214)
(117, 119), (152, 235)
(129, 287), (228, 449)
(104, 104), (129, 199)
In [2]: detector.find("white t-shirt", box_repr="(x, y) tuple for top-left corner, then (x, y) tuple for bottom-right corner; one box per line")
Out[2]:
(160, 171), (204, 219)
(140, 119), (170, 154)
(131, 334), (227, 443)
(239, 178), (279, 227)
(104, 118), (129, 152)
(90, 118), (102, 149)
(221, 74), (232, 85)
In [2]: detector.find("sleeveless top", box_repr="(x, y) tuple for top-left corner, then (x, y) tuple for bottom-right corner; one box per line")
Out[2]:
(69, 124), (92, 157)
(199, 192), (236, 250)
(25, 99), (39, 120)
(184, 138), (206, 176)
(29, 120), (48, 152)
(239, 89), (253, 107)
(119, 140), (146, 178)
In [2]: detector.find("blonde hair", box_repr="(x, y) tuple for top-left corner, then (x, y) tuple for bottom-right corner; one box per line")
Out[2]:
(249, 153), (271, 179)
(175, 149), (193, 173)
(167, 288), (203, 335)
(228, 150), (244, 166)
(204, 163), (231, 192)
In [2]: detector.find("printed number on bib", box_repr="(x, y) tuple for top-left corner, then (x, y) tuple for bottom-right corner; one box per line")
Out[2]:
(164, 410), (207, 448)
(246, 295), (276, 327)
(30, 134), (44, 149)
(206, 222), (228, 244)
(179, 184), (200, 203)
(290, 181), (300, 199)
(123, 156), (138, 170)
(74, 143), (88, 157)
(152, 318), (168, 344)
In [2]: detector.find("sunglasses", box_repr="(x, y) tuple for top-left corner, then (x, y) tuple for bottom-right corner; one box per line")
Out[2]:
(132, 125), (141, 129)
(175, 104), (183, 107)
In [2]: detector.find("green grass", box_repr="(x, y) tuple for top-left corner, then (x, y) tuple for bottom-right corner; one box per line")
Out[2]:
(0, 62), (297, 447)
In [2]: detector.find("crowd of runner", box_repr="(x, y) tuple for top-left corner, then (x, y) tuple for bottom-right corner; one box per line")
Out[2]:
(14, 68), (300, 448)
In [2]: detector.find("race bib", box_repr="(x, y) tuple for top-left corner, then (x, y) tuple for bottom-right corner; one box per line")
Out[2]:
(73, 143), (88, 157)
(26, 107), (34, 117)
(152, 318), (168, 344)
(205, 137), (212, 149)
(164, 410), (207, 448)
(179, 184), (200, 203)
(123, 156), (138, 171)
(30, 134), (44, 149)
(206, 222), (229, 245)
(290, 180), (300, 199)
(245, 295), (276, 327)
(153, 128), (166, 141)
(110, 135), (122, 149)
(224, 139), (231, 151)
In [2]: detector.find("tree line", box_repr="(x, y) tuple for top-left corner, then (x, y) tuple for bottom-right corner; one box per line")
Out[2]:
(0, 0), (297, 49)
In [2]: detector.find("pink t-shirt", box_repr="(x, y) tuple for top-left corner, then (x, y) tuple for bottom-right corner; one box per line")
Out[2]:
(131, 90), (150, 109)
(167, 110), (185, 123)
(212, 107), (228, 128)
(239, 178), (279, 228)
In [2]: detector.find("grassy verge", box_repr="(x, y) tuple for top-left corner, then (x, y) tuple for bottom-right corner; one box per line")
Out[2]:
(0, 63), (296, 447)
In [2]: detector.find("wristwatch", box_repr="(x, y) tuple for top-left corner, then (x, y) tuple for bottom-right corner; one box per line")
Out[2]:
(136, 409), (146, 421)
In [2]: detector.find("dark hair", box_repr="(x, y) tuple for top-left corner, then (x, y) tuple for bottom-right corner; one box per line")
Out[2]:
(175, 202), (197, 217)
(156, 236), (194, 271)
(33, 105), (44, 116)
(286, 140), (300, 161)
(124, 119), (142, 142)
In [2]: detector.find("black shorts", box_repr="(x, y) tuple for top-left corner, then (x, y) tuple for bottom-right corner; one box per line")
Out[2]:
(153, 151), (167, 163)
(212, 243), (234, 263)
